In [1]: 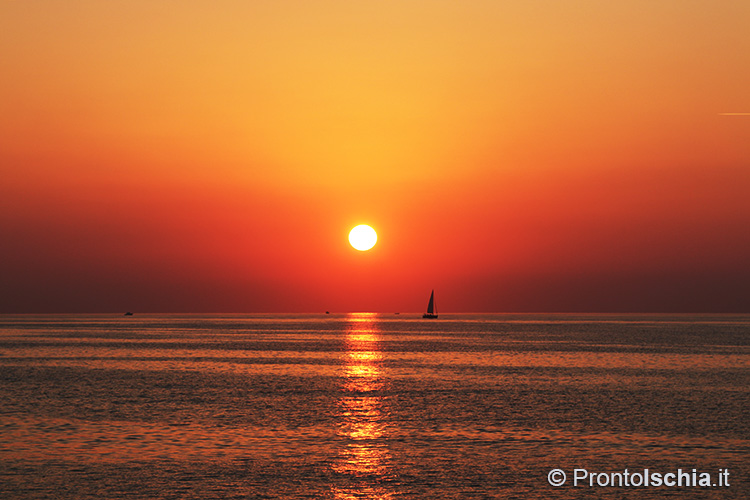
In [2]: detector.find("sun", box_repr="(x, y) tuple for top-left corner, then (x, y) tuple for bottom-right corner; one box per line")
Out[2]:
(349, 225), (377, 251)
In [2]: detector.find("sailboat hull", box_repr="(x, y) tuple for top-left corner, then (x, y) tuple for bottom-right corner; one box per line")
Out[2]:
(422, 313), (438, 319)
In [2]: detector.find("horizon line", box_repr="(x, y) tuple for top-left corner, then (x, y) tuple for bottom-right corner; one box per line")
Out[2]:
(1, 311), (748, 316)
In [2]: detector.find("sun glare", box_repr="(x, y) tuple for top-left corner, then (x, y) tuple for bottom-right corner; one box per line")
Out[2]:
(349, 225), (377, 251)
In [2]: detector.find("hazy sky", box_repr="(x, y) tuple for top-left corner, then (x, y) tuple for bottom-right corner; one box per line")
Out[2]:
(2, 1), (749, 312)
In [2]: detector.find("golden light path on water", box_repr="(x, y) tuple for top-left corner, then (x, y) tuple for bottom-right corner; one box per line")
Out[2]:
(332, 313), (394, 499)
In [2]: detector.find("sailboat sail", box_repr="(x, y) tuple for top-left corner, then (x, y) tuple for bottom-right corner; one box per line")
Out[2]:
(423, 290), (438, 318)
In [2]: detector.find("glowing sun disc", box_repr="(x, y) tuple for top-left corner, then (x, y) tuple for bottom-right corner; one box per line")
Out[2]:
(349, 225), (377, 251)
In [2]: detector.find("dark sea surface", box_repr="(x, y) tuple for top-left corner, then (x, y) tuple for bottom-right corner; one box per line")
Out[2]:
(0, 313), (748, 499)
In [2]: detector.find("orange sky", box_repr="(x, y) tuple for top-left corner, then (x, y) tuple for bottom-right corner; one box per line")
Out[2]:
(2, 1), (749, 312)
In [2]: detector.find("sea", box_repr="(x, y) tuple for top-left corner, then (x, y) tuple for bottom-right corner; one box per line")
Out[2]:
(0, 313), (748, 499)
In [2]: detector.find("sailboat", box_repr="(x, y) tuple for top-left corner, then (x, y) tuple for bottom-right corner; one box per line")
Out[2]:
(422, 290), (438, 319)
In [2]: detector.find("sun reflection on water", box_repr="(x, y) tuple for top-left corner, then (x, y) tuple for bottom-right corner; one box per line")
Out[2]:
(332, 313), (394, 499)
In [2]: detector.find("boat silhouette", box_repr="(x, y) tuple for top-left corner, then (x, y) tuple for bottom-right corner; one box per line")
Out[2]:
(422, 290), (438, 319)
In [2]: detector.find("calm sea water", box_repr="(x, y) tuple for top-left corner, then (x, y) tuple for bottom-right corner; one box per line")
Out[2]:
(0, 313), (748, 499)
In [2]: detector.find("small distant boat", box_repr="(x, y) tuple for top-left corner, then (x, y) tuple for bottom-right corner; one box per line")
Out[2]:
(124, 312), (134, 316)
(422, 290), (438, 319)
